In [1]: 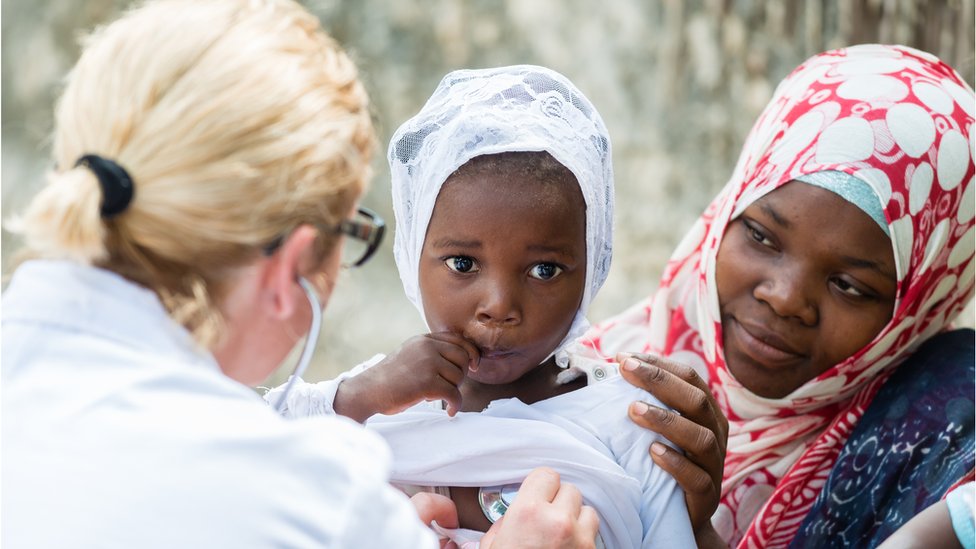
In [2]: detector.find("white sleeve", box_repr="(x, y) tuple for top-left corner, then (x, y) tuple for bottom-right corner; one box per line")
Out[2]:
(302, 415), (440, 548)
(264, 354), (385, 418)
(336, 472), (442, 549)
(588, 378), (697, 548)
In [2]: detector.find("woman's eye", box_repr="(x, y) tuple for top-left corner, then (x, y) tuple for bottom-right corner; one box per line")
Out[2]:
(445, 256), (478, 273)
(529, 263), (563, 280)
(832, 278), (868, 298)
(744, 220), (774, 247)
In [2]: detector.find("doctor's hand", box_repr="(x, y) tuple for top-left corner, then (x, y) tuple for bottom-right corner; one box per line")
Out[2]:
(333, 332), (479, 423)
(617, 352), (728, 539)
(481, 468), (600, 549)
(411, 492), (461, 549)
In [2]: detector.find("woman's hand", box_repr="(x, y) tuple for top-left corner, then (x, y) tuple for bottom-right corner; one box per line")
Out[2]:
(481, 468), (600, 549)
(617, 352), (729, 537)
(334, 332), (479, 423)
(411, 492), (462, 549)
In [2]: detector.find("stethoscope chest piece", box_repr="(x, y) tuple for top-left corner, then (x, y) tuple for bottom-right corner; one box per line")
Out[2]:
(478, 483), (521, 523)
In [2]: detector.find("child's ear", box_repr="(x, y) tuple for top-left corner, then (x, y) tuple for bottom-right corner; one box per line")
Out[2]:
(263, 225), (319, 320)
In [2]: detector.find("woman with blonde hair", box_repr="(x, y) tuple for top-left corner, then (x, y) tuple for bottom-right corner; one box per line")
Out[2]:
(1, 1), (599, 547)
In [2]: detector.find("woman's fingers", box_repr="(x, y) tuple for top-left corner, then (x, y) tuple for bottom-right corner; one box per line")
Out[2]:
(618, 351), (728, 532)
(551, 477), (584, 511)
(517, 466), (562, 502)
(649, 442), (713, 495)
(629, 401), (723, 479)
(410, 492), (459, 529)
(578, 505), (600, 540)
(618, 353), (728, 450)
(647, 442), (718, 531)
(483, 468), (600, 549)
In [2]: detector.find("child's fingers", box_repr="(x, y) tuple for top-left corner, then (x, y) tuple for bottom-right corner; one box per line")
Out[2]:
(424, 339), (472, 386)
(435, 377), (463, 416)
(427, 332), (481, 372)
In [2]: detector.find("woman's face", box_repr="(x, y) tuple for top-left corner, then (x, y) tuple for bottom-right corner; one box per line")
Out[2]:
(715, 181), (897, 398)
(418, 170), (587, 385)
(215, 219), (347, 387)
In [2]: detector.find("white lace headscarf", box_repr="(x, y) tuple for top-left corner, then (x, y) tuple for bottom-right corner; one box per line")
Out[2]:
(389, 65), (614, 368)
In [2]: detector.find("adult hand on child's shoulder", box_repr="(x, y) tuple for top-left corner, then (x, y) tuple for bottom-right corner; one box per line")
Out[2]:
(334, 332), (479, 422)
(481, 468), (600, 549)
(616, 352), (729, 541)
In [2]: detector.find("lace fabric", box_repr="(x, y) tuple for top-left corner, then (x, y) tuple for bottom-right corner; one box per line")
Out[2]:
(388, 65), (615, 368)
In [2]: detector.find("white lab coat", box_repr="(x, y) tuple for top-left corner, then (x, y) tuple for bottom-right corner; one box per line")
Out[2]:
(1, 260), (437, 549)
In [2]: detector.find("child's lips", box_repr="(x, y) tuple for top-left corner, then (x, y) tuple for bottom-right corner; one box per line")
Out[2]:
(478, 347), (517, 360)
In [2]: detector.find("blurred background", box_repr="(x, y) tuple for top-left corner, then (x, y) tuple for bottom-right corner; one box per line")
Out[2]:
(3, 0), (974, 384)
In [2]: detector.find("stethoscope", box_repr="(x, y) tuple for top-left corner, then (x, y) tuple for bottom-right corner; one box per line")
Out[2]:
(281, 276), (525, 525)
(271, 277), (322, 413)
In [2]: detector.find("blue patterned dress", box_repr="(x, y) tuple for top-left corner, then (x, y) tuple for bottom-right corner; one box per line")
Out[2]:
(791, 329), (976, 548)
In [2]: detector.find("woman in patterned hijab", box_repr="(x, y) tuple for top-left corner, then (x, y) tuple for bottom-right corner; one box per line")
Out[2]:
(583, 44), (975, 547)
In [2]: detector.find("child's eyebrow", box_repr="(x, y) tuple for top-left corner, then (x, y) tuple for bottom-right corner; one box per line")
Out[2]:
(527, 244), (578, 257)
(428, 238), (481, 249)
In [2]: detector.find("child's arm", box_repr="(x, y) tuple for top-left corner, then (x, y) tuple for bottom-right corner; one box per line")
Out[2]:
(334, 332), (480, 422)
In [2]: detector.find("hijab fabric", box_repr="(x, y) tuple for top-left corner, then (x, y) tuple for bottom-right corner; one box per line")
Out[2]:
(582, 44), (975, 547)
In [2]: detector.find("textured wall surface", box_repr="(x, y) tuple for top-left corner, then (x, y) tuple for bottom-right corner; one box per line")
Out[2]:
(3, 0), (973, 382)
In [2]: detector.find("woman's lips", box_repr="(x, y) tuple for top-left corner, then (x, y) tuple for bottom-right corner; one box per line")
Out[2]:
(729, 318), (803, 367)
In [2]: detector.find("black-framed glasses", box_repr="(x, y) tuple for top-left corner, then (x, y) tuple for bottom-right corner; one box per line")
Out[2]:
(337, 207), (385, 267)
(263, 207), (386, 268)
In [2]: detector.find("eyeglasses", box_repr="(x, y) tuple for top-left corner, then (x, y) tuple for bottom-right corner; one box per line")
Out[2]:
(336, 207), (386, 267)
(263, 207), (386, 268)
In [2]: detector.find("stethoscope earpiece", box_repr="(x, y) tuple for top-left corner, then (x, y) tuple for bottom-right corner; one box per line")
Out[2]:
(271, 277), (323, 412)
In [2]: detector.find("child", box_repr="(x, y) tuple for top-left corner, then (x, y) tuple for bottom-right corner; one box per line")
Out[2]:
(273, 65), (694, 548)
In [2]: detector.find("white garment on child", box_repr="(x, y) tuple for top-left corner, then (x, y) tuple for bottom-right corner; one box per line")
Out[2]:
(276, 355), (696, 549)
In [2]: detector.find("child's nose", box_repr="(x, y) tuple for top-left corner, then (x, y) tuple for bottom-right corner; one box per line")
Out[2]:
(475, 279), (522, 327)
(753, 268), (818, 326)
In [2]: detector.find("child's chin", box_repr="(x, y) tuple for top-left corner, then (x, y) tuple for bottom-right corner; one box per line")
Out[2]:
(467, 369), (515, 385)
(468, 358), (538, 385)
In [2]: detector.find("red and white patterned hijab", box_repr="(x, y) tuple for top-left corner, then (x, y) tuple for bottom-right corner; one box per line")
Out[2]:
(582, 44), (975, 548)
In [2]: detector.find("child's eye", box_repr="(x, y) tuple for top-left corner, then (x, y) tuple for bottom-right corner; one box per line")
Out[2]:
(529, 263), (563, 280)
(445, 256), (479, 273)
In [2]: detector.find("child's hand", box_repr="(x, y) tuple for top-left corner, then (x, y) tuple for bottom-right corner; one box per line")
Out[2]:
(333, 332), (480, 422)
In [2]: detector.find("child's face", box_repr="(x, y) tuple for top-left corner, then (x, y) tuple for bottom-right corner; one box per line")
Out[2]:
(715, 181), (897, 398)
(418, 170), (587, 385)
